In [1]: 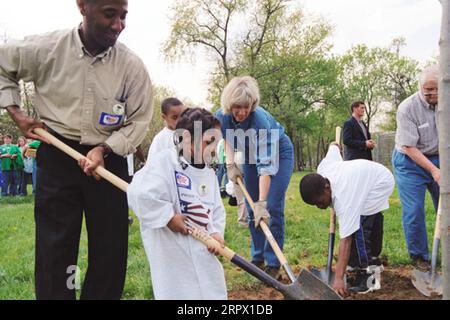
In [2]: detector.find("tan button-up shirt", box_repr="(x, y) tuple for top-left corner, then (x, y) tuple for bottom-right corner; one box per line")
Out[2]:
(0, 27), (153, 156)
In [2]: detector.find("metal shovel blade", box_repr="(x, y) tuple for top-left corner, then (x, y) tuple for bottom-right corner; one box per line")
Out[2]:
(311, 267), (336, 285)
(412, 270), (443, 297)
(412, 203), (442, 297)
(287, 269), (342, 300)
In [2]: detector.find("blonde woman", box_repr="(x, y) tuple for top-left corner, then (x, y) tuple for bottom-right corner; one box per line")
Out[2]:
(215, 76), (294, 279)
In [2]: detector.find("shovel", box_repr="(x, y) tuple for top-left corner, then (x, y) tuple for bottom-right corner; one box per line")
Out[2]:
(311, 211), (337, 284)
(412, 199), (443, 297)
(33, 128), (342, 300)
(311, 127), (341, 284)
(186, 220), (341, 300)
(236, 176), (298, 283)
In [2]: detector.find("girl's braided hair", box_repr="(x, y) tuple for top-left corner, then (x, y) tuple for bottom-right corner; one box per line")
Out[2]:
(175, 108), (221, 138)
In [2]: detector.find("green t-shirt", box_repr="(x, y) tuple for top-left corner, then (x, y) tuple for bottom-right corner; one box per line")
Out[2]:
(217, 139), (226, 164)
(0, 144), (23, 171)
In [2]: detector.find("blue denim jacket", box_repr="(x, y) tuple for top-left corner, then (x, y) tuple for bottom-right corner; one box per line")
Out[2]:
(215, 106), (291, 176)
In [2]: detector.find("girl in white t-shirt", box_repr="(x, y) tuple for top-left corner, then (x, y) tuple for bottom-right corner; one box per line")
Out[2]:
(127, 108), (227, 300)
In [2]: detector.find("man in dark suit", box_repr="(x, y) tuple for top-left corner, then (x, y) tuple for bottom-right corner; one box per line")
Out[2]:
(343, 101), (376, 161)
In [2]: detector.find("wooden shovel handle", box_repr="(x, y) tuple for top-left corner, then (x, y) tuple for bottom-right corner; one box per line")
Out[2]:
(435, 199), (442, 240)
(236, 177), (288, 266)
(335, 127), (342, 145)
(329, 211), (336, 233)
(329, 126), (341, 234)
(34, 128), (128, 192)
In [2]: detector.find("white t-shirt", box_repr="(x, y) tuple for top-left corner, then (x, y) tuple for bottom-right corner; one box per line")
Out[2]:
(147, 127), (175, 162)
(127, 148), (227, 299)
(317, 145), (395, 238)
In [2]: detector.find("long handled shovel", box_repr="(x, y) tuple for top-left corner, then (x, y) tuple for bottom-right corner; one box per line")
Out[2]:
(236, 176), (298, 282)
(412, 199), (443, 297)
(33, 128), (342, 300)
(311, 127), (341, 284)
(185, 220), (341, 300)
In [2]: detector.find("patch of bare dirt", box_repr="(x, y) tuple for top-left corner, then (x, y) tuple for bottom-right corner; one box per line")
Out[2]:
(228, 266), (441, 300)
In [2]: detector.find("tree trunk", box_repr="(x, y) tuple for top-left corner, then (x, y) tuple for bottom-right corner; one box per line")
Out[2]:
(294, 139), (299, 172)
(306, 138), (312, 170)
(439, 0), (450, 300)
(291, 131), (299, 172)
(21, 81), (31, 116)
(321, 137), (327, 159)
(316, 137), (321, 169)
(298, 139), (304, 171)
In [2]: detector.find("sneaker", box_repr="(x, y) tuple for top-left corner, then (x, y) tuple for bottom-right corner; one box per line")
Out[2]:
(348, 270), (372, 294)
(228, 196), (238, 206)
(220, 187), (228, 199)
(413, 257), (431, 272)
(265, 266), (282, 280)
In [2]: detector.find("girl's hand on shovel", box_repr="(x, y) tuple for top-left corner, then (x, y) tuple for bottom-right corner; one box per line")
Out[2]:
(208, 233), (225, 255)
(78, 146), (105, 181)
(168, 214), (189, 235)
(333, 277), (348, 297)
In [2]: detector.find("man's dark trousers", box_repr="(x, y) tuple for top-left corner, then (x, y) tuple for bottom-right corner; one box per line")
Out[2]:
(34, 132), (129, 300)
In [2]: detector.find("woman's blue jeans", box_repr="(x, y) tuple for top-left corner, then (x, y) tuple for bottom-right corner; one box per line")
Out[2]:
(243, 136), (294, 268)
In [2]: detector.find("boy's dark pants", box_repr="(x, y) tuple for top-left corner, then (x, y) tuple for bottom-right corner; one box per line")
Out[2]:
(349, 212), (384, 269)
(34, 132), (130, 300)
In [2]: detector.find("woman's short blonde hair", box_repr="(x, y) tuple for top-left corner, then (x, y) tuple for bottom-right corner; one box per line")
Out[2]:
(221, 76), (260, 114)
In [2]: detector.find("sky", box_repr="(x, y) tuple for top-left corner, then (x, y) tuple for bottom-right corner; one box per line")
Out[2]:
(0, 0), (442, 106)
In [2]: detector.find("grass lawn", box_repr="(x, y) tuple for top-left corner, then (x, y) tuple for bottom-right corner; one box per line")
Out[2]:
(0, 172), (438, 300)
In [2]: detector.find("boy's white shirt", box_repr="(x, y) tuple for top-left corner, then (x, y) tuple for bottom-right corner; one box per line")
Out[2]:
(147, 127), (175, 162)
(127, 148), (227, 300)
(317, 145), (395, 239)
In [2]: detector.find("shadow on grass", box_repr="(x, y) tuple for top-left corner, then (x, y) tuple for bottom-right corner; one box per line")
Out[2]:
(0, 195), (34, 205)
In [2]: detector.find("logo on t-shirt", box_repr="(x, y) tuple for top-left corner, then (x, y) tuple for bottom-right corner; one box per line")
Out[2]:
(175, 171), (191, 190)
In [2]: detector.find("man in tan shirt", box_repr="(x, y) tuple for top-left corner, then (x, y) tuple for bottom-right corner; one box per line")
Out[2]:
(0, 0), (153, 299)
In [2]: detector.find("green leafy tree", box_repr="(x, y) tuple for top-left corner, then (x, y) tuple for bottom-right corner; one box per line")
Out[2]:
(340, 40), (419, 131)
(379, 38), (419, 131)
(163, 0), (247, 83)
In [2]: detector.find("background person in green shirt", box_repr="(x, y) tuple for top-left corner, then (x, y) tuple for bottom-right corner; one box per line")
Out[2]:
(0, 134), (22, 196)
(216, 139), (228, 197)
